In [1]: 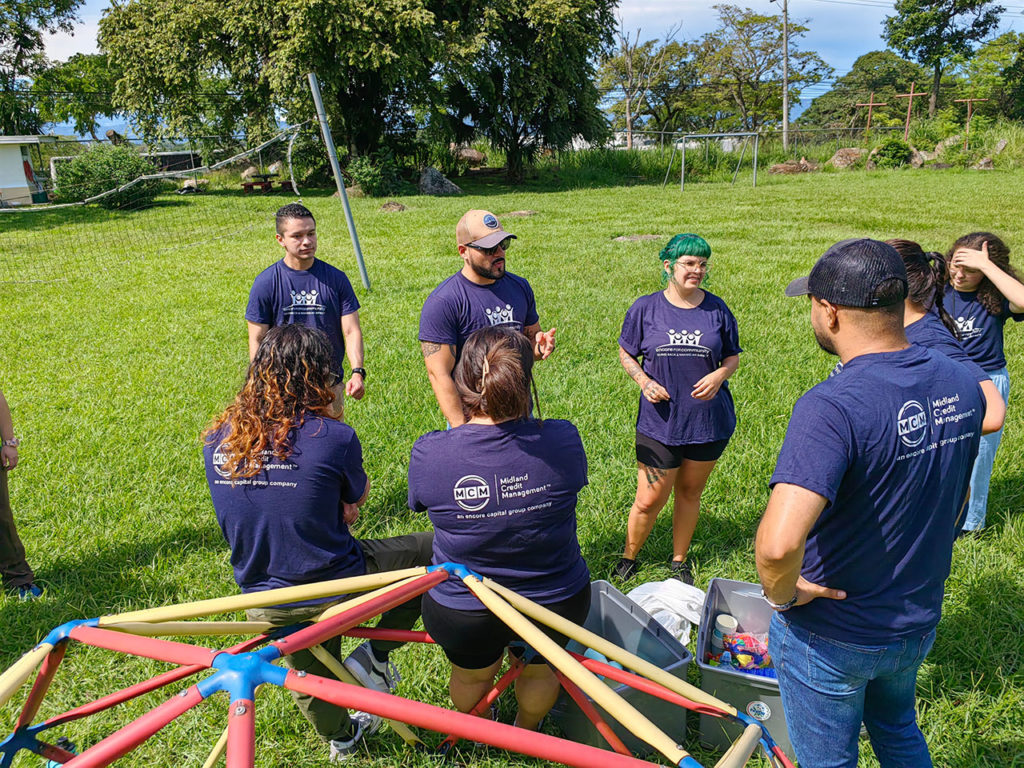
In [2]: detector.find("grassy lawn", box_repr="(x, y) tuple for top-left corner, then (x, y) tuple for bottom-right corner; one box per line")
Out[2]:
(1, 168), (1022, 767)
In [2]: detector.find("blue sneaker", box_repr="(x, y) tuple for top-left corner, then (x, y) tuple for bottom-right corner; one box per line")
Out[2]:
(18, 583), (43, 601)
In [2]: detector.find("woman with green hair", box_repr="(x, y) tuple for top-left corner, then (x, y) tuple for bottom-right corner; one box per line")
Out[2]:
(615, 234), (741, 584)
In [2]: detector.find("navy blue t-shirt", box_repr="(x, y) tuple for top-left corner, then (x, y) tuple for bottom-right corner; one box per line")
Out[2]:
(944, 287), (1023, 371)
(770, 346), (983, 643)
(408, 419), (590, 610)
(419, 272), (539, 363)
(906, 313), (989, 383)
(204, 415), (368, 606)
(246, 259), (360, 373)
(619, 291), (741, 445)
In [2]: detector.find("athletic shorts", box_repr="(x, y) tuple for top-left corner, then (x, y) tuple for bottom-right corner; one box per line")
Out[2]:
(421, 583), (592, 670)
(635, 432), (729, 469)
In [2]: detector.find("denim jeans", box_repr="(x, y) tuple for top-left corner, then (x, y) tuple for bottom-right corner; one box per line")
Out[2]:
(769, 612), (936, 768)
(964, 367), (1010, 531)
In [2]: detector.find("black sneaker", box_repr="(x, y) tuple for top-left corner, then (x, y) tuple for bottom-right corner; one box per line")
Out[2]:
(669, 559), (694, 585)
(613, 557), (638, 580)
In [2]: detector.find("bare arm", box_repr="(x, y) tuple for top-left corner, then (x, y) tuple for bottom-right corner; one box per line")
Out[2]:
(692, 353), (739, 400)
(618, 345), (669, 403)
(524, 322), (556, 360)
(980, 379), (1007, 434)
(954, 242), (1024, 312)
(422, 341), (465, 426)
(341, 311), (365, 399)
(0, 390), (17, 470)
(247, 321), (270, 361)
(756, 483), (846, 607)
(342, 478), (371, 525)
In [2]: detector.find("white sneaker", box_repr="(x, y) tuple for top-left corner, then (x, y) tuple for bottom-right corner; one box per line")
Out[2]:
(328, 713), (382, 762)
(343, 641), (401, 693)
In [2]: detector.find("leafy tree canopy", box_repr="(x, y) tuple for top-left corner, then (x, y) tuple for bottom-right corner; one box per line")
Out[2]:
(31, 53), (119, 139)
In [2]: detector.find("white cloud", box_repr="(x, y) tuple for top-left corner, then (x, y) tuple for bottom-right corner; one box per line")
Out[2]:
(42, 1), (106, 62)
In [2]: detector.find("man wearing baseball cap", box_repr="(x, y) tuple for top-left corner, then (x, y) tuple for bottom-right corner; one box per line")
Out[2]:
(419, 210), (555, 426)
(756, 239), (984, 767)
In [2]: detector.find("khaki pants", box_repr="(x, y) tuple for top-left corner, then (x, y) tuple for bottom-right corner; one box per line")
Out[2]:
(0, 470), (34, 590)
(247, 532), (433, 742)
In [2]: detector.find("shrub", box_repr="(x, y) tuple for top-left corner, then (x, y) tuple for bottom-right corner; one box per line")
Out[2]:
(346, 150), (404, 197)
(873, 137), (913, 169)
(53, 143), (162, 208)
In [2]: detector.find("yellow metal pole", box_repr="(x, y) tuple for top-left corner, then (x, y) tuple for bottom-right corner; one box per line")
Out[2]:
(308, 644), (423, 747)
(104, 621), (275, 637)
(201, 725), (229, 768)
(713, 723), (763, 768)
(0, 643), (53, 710)
(314, 575), (424, 623)
(466, 576), (689, 765)
(485, 578), (736, 714)
(98, 568), (427, 625)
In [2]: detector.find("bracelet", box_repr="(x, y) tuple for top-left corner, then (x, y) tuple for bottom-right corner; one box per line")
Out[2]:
(2, 438), (19, 448)
(761, 588), (797, 612)
(351, 367), (366, 380)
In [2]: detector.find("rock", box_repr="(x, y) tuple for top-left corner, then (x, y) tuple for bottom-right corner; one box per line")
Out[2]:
(338, 185), (364, 198)
(994, 139), (1008, 155)
(928, 163), (954, 170)
(934, 135), (962, 155)
(799, 156), (820, 171)
(268, 160), (283, 174)
(502, 210), (537, 217)
(973, 157), (994, 170)
(769, 161), (805, 174)
(179, 178), (209, 193)
(459, 148), (486, 167)
(613, 234), (662, 242)
(379, 200), (406, 212)
(919, 149), (937, 162)
(241, 165), (260, 181)
(418, 166), (463, 196)
(910, 147), (925, 168)
(826, 148), (866, 169)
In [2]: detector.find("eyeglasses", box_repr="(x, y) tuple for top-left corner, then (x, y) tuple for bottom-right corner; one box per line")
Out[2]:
(463, 237), (513, 256)
(677, 259), (709, 272)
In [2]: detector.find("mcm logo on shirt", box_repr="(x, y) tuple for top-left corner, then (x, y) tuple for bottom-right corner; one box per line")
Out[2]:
(285, 289), (325, 317)
(454, 474), (492, 512)
(656, 328), (710, 357)
(954, 315), (981, 340)
(485, 304), (516, 327)
(897, 400), (928, 448)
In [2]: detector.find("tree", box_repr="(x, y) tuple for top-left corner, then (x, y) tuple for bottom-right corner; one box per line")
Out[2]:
(441, 0), (615, 182)
(949, 31), (1023, 118)
(597, 20), (679, 149)
(31, 54), (119, 139)
(0, 0), (84, 134)
(699, 4), (832, 132)
(884, 0), (1004, 117)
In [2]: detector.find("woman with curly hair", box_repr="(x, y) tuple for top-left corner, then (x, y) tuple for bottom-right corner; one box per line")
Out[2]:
(944, 232), (1024, 532)
(614, 234), (741, 584)
(203, 324), (432, 762)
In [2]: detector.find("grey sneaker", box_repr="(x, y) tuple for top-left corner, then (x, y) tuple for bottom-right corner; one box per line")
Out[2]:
(343, 641), (401, 693)
(669, 559), (694, 585)
(328, 713), (382, 762)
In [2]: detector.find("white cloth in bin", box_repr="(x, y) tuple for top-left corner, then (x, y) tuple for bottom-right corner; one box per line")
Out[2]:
(627, 579), (706, 645)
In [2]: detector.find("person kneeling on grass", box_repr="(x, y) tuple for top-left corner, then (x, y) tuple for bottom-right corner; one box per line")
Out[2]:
(202, 324), (432, 763)
(408, 326), (591, 732)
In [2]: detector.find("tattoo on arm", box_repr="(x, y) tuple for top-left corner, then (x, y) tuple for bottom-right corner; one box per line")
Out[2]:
(421, 341), (454, 358)
(619, 348), (646, 385)
(642, 463), (668, 486)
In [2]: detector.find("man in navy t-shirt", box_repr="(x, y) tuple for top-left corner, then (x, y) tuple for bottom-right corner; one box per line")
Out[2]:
(419, 210), (555, 426)
(756, 239), (984, 768)
(246, 203), (366, 399)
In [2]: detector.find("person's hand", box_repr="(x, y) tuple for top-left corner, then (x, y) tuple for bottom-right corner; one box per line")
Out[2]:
(342, 502), (360, 525)
(691, 370), (726, 400)
(641, 378), (670, 403)
(345, 373), (365, 400)
(952, 241), (991, 272)
(1, 446), (17, 470)
(794, 575), (846, 606)
(534, 328), (556, 360)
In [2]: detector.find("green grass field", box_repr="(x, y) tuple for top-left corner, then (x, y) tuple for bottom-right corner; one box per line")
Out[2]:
(1, 168), (1023, 767)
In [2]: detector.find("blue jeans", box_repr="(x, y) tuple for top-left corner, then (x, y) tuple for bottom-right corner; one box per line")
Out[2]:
(769, 612), (936, 768)
(964, 367), (1010, 531)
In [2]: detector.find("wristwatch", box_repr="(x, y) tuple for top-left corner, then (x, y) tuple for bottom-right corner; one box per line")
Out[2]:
(761, 589), (797, 612)
(351, 367), (367, 380)
(2, 438), (19, 448)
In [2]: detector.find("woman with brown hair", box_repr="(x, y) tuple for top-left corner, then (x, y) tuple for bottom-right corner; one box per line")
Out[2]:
(408, 325), (590, 732)
(203, 323), (432, 763)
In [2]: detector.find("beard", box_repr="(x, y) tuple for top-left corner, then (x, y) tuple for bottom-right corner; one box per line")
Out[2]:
(813, 325), (837, 355)
(471, 259), (505, 281)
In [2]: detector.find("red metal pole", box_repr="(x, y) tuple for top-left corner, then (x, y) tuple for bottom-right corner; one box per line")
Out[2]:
(553, 668), (633, 756)
(272, 570), (447, 657)
(438, 657), (525, 751)
(342, 628), (433, 644)
(16, 642), (68, 728)
(69, 625), (217, 668)
(62, 686), (205, 768)
(36, 741), (76, 764)
(226, 698), (256, 768)
(285, 671), (656, 768)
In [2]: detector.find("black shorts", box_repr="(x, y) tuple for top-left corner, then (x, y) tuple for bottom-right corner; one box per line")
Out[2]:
(421, 583), (592, 670)
(635, 432), (729, 469)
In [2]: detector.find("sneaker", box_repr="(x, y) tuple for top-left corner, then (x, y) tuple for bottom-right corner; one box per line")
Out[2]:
(669, 559), (694, 585)
(18, 583), (43, 601)
(328, 713), (382, 762)
(343, 641), (401, 693)
(613, 557), (638, 580)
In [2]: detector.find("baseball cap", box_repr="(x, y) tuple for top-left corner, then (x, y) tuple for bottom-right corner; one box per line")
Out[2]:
(456, 210), (517, 249)
(785, 238), (908, 307)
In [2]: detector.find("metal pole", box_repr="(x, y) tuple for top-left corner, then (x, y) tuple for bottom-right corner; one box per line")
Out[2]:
(680, 142), (686, 191)
(753, 134), (759, 188)
(307, 72), (370, 290)
(782, 0), (789, 153)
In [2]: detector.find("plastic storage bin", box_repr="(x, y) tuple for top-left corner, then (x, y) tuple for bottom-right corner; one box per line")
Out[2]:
(549, 580), (692, 755)
(696, 578), (794, 761)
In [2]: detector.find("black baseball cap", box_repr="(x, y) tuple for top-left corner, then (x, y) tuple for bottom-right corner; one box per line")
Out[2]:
(785, 238), (908, 307)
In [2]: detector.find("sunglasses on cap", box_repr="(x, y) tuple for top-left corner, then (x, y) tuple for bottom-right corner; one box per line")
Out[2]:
(462, 237), (513, 256)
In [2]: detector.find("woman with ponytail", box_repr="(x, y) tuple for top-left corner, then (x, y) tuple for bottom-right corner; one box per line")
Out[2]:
(408, 325), (590, 732)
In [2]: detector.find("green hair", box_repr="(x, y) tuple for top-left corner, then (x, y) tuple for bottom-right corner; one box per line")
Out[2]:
(660, 234), (711, 285)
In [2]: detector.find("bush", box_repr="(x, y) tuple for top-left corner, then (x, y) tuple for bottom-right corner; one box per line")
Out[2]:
(873, 137), (913, 169)
(346, 150), (404, 197)
(53, 143), (162, 208)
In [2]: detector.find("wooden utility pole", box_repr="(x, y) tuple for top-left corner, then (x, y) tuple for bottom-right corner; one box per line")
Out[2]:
(954, 97), (989, 150)
(855, 92), (888, 133)
(894, 82), (927, 142)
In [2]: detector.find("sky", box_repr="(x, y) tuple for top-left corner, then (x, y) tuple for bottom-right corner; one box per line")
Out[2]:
(42, 0), (1024, 112)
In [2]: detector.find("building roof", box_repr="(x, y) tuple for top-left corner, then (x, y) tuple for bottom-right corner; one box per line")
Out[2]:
(0, 135), (58, 146)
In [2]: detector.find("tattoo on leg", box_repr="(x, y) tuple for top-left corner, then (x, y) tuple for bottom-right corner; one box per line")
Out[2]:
(642, 464), (668, 486)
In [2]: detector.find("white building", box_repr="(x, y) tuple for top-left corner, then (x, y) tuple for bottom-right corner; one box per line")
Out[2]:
(0, 135), (55, 205)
